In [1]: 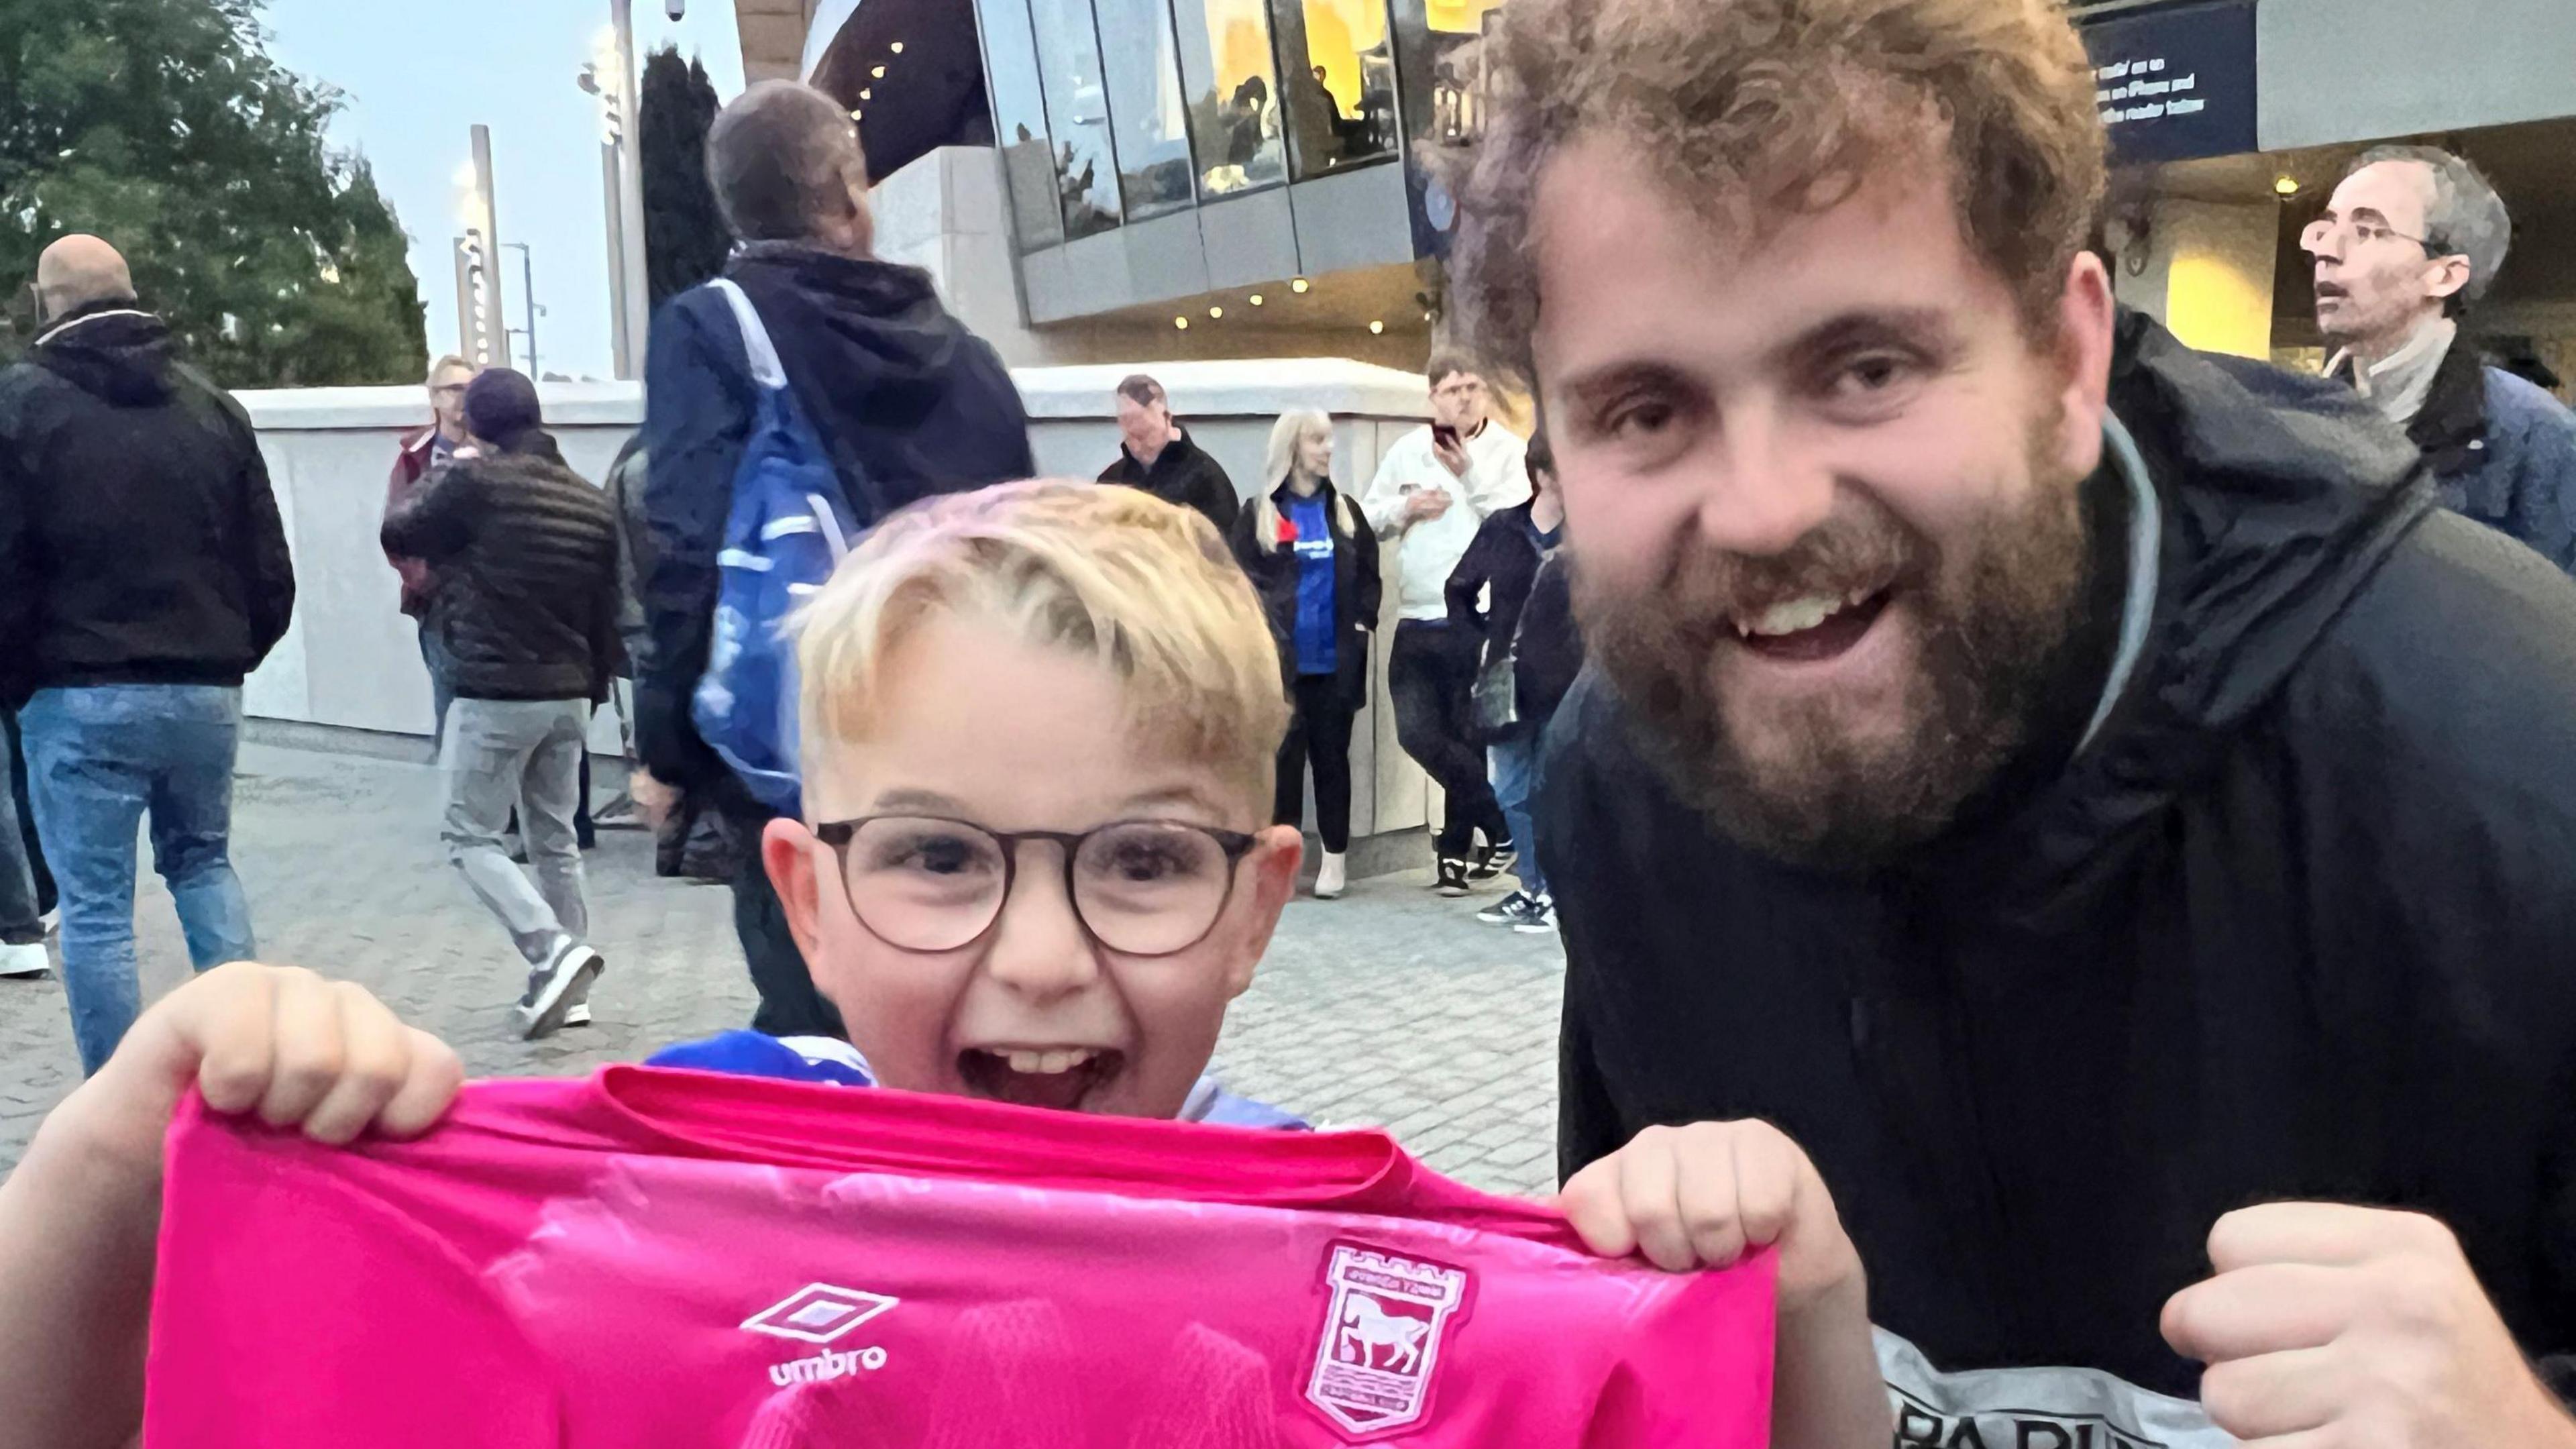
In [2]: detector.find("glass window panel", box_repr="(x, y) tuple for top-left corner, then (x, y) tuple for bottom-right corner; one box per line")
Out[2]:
(1391, 0), (1505, 153)
(1171, 0), (1288, 199)
(1027, 0), (1125, 238)
(975, 0), (1068, 250)
(1093, 0), (1198, 218)
(1269, 0), (1400, 180)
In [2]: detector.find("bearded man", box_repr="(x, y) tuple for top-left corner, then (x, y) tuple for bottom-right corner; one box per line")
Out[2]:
(1448, 0), (2576, 1444)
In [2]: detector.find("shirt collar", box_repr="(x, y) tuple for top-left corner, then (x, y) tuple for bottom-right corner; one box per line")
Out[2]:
(2327, 316), (2457, 425)
(2078, 412), (2164, 756)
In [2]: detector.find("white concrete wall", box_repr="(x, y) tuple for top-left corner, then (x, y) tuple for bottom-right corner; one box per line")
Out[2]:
(235, 359), (1442, 843)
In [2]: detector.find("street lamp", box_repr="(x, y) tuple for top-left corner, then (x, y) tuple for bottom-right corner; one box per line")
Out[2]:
(502, 241), (543, 378)
(581, 9), (649, 379)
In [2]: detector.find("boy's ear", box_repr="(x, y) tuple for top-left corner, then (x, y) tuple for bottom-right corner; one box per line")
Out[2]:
(763, 818), (832, 971)
(1224, 824), (1306, 998)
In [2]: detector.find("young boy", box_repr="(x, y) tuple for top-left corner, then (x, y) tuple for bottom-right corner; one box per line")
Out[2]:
(0, 482), (1886, 1449)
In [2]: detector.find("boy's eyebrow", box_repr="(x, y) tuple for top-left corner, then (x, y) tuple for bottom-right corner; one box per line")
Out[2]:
(866, 787), (971, 816)
(1120, 784), (1235, 818)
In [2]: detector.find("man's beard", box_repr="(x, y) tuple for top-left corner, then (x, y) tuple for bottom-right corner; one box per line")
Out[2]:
(1580, 428), (2094, 871)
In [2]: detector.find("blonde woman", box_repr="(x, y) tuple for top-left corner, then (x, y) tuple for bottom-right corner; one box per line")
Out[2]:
(1229, 411), (1381, 899)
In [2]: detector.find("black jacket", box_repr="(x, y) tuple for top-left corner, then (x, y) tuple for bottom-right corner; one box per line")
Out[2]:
(1230, 479), (1381, 710)
(1546, 313), (2576, 1405)
(382, 433), (621, 704)
(638, 244), (1034, 810)
(1099, 430), (1241, 536)
(0, 305), (294, 708)
(1444, 500), (1579, 729)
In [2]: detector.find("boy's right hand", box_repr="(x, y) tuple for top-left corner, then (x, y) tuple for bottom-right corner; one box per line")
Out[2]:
(1558, 1120), (1864, 1311)
(58, 961), (464, 1179)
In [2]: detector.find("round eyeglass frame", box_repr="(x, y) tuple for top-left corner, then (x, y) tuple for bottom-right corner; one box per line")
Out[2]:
(813, 816), (1261, 959)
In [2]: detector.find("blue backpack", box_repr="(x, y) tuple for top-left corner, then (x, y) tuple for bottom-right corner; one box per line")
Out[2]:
(691, 278), (864, 818)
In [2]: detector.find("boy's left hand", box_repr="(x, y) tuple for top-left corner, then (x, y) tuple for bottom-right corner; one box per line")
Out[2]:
(1558, 1120), (1864, 1309)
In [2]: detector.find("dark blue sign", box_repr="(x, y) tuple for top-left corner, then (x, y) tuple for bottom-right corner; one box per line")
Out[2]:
(2080, 0), (2259, 164)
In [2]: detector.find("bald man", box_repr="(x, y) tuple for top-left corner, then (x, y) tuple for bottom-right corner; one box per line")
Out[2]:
(0, 234), (295, 1074)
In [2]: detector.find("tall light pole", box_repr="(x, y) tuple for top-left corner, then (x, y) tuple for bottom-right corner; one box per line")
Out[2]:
(609, 1), (651, 378)
(454, 124), (508, 370)
(502, 241), (541, 379)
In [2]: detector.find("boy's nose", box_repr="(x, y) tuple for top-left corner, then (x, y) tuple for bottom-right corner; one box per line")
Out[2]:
(980, 847), (1102, 1001)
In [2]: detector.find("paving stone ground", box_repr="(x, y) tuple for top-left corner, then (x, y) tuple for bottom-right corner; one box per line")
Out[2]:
(0, 743), (1566, 1195)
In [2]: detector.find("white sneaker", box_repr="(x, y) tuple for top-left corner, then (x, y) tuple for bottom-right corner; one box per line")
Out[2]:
(1314, 851), (1348, 900)
(0, 939), (47, 979)
(563, 1002), (593, 1028)
(515, 938), (604, 1040)
(40, 908), (58, 937)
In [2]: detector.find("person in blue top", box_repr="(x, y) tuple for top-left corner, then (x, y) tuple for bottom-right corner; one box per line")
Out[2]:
(1231, 411), (1382, 902)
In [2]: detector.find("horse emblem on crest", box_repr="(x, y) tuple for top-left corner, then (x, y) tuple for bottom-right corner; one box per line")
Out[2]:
(1305, 1243), (1470, 1438)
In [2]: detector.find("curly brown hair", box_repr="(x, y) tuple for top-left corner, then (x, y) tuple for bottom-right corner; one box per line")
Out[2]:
(1444, 0), (2106, 387)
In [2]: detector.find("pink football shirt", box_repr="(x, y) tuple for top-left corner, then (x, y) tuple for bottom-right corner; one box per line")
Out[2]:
(146, 1068), (1775, 1446)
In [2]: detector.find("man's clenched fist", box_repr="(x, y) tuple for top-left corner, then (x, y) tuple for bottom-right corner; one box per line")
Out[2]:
(2162, 1203), (2576, 1448)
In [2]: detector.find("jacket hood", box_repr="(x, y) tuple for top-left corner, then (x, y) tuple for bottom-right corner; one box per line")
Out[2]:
(725, 243), (963, 423)
(1921, 311), (2434, 918)
(34, 305), (176, 405)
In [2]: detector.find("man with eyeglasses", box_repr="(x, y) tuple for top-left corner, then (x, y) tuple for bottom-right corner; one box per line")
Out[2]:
(1360, 353), (1529, 896)
(2307, 146), (2576, 572)
(386, 355), (479, 751)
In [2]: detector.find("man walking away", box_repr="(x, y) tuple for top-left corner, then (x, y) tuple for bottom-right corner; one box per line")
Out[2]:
(382, 370), (619, 1040)
(1098, 374), (1241, 534)
(2308, 146), (2576, 570)
(0, 235), (293, 1074)
(638, 80), (1034, 1039)
(386, 355), (477, 751)
(1360, 354), (1527, 896)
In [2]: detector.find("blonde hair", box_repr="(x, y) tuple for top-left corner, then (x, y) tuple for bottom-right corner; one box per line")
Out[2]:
(1250, 410), (1356, 555)
(794, 480), (1289, 812)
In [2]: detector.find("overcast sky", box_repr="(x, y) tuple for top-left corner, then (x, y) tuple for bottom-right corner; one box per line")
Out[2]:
(258, 0), (749, 380)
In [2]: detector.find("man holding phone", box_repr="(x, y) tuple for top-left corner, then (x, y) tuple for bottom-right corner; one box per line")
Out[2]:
(1361, 354), (1529, 894)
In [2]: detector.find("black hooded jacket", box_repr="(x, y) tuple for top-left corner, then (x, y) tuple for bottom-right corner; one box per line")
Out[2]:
(637, 244), (1034, 809)
(1099, 429), (1241, 536)
(0, 304), (294, 708)
(1544, 313), (2576, 1409)
(381, 431), (621, 704)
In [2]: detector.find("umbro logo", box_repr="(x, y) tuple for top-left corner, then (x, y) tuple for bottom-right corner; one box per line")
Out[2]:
(745, 1283), (899, 1389)
(742, 1283), (900, 1344)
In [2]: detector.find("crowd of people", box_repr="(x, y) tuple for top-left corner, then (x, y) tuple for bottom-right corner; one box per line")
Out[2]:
(9, 0), (2576, 1442)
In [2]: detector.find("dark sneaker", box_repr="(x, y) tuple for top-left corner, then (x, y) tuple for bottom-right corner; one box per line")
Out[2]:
(1468, 840), (1519, 883)
(516, 939), (604, 1040)
(1477, 890), (1536, 926)
(1513, 896), (1560, 934)
(1436, 857), (1472, 898)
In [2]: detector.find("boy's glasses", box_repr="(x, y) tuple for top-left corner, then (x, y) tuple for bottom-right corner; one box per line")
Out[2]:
(814, 816), (1260, 957)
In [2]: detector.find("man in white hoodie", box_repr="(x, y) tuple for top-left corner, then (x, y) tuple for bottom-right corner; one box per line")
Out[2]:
(1362, 354), (1531, 894)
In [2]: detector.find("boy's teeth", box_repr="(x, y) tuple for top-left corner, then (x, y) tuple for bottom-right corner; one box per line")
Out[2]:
(1002, 1048), (1095, 1075)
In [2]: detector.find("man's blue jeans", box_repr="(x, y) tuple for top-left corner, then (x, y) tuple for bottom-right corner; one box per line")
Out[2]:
(21, 685), (258, 1074)
(1489, 733), (1549, 900)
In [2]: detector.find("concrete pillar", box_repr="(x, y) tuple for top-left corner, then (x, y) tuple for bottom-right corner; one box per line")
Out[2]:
(2112, 197), (2281, 360)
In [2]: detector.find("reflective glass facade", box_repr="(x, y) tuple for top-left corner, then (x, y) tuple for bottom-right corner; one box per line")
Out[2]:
(975, 0), (1483, 257)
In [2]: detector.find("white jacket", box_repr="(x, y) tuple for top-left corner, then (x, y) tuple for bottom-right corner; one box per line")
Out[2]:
(1360, 423), (1532, 621)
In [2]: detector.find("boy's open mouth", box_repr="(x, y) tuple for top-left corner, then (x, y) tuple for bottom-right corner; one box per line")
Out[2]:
(957, 1046), (1125, 1112)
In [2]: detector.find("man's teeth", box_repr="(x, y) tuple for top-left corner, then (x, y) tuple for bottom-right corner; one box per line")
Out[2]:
(1000, 1048), (1097, 1075)
(1733, 588), (1874, 639)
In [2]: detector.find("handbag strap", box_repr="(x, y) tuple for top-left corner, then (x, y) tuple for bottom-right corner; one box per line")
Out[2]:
(709, 278), (788, 392)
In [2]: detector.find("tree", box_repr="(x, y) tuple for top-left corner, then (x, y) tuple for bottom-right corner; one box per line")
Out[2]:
(640, 46), (730, 311)
(0, 0), (427, 387)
